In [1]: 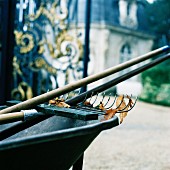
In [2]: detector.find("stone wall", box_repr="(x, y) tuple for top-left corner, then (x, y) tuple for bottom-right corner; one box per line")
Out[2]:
(76, 24), (155, 96)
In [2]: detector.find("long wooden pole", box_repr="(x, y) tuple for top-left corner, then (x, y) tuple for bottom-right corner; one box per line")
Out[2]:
(0, 46), (169, 115)
(0, 112), (24, 125)
(0, 52), (169, 133)
(67, 52), (170, 105)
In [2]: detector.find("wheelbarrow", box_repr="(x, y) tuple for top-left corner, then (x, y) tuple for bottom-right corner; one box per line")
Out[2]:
(0, 92), (137, 170)
(0, 110), (119, 170)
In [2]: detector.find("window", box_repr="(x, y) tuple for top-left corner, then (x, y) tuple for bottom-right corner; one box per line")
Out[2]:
(119, 44), (132, 76)
(120, 44), (131, 63)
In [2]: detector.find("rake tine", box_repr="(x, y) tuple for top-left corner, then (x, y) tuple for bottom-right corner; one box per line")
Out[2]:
(88, 91), (94, 103)
(117, 96), (138, 113)
(62, 94), (67, 100)
(74, 88), (83, 98)
(105, 94), (117, 109)
(127, 96), (138, 111)
(63, 89), (81, 101)
(96, 96), (138, 116)
(100, 92), (106, 103)
(59, 94), (65, 100)
(77, 93), (89, 106)
(115, 94), (125, 109)
(76, 106), (105, 114)
(103, 93), (112, 107)
(118, 94), (133, 111)
(93, 92), (106, 109)
(91, 92), (99, 105)
(65, 92), (71, 100)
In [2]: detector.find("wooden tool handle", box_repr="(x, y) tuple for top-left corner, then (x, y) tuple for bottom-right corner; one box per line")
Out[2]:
(0, 46), (169, 115)
(0, 112), (24, 124)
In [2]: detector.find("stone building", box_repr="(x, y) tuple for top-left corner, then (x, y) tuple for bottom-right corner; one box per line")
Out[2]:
(70, 0), (155, 96)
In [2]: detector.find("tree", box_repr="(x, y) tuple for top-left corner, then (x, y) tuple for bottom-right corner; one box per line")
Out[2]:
(139, 0), (170, 106)
(146, 0), (170, 47)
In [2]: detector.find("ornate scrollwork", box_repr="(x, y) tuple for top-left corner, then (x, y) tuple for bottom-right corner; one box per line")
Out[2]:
(45, 30), (83, 60)
(29, 5), (55, 25)
(38, 40), (45, 54)
(28, 1), (68, 28)
(12, 0), (84, 100)
(14, 30), (34, 54)
(13, 56), (23, 76)
(29, 57), (57, 75)
(11, 82), (33, 101)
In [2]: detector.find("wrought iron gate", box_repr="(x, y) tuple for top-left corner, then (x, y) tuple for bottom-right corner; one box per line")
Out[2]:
(12, 0), (84, 101)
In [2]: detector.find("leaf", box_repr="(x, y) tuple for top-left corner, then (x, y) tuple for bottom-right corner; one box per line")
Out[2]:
(49, 99), (56, 105)
(95, 101), (105, 110)
(116, 95), (129, 123)
(55, 101), (70, 108)
(127, 95), (133, 108)
(99, 102), (105, 111)
(83, 101), (93, 107)
(104, 108), (117, 120)
(49, 98), (70, 108)
(116, 95), (126, 111)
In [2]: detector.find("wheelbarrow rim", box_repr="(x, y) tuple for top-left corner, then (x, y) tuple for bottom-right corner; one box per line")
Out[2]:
(0, 116), (119, 151)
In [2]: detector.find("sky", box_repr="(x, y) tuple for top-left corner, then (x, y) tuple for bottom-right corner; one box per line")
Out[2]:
(147, 0), (155, 3)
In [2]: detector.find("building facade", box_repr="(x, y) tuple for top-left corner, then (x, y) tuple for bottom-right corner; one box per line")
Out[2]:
(70, 0), (155, 96)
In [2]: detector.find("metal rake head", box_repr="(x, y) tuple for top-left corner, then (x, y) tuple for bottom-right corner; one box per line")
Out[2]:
(50, 91), (137, 123)
(77, 93), (137, 113)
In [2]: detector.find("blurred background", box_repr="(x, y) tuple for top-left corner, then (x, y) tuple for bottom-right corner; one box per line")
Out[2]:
(0, 0), (169, 106)
(0, 0), (169, 169)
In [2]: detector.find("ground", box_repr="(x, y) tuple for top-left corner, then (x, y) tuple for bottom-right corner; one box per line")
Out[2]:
(83, 100), (170, 170)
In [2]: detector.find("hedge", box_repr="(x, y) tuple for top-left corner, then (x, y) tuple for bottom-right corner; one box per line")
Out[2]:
(140, 61), (170, 106)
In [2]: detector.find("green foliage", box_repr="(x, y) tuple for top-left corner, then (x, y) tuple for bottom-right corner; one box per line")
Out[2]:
(140, 1), (170, 106)
(145, 0), (170, 47)
(146, 0), (170, 35)
(141, 62), (170, 84)
(140, 62), (170, 106)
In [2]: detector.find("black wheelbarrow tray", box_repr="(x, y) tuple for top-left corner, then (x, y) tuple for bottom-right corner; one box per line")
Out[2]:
(0, 112), (119, 170)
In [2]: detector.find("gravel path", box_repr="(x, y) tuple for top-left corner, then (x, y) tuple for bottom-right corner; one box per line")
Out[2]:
(83, 100), (170, 170)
